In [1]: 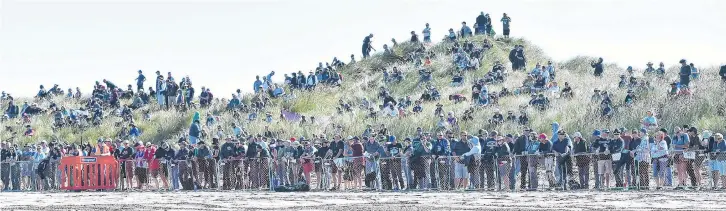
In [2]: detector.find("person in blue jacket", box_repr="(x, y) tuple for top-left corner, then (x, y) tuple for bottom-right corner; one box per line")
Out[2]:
(460, 22), (472, 38)
(253, 76), (263, 93)
(432, 132), (451, 189)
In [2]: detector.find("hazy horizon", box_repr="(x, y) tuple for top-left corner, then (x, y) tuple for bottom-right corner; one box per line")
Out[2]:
(1, 0), (724, 97)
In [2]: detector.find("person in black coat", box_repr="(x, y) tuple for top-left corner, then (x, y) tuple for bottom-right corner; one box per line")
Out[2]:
(679, 59), (691, 88)
(591, 57), (604, 76)
(475, 12), (487, 34)
(513, 128), (532, 189)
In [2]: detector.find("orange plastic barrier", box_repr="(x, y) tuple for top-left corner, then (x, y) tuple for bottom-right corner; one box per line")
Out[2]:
(59, 156), (119, 191)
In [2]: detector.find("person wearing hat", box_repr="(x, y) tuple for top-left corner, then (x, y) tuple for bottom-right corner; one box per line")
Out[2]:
(645, 62), (656, 73)
(218, 137), (237, 190)
(571, 132), (590, 189)
(552, 130), (572, 190)
(708, 133), (726, 189)
(477, 131), (498, 190)
(450, 131), (470, 190)
(534, 133), (556, 188)
(194, 140), (214, 189)
(593, 129), (614, 189)
(117, 140), (135, 190)
(651, 131), (670, 189)
(629, 128), (651, 189)
(686, 127), (705, 189)
(314, 140), (331, 190)
(494, 134), (512, 190)
(174, 140), (195, 190)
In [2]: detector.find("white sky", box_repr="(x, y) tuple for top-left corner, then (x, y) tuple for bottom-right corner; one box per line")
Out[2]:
(1, 0), (724, 97)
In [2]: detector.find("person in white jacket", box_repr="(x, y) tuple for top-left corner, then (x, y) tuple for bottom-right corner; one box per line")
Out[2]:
(463, 135), (482, 156)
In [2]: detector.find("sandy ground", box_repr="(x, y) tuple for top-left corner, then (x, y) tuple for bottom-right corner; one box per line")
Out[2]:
(1, 190), (725, 211)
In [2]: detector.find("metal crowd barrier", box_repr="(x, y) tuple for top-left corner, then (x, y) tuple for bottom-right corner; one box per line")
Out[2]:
(1, 149), (724, 192)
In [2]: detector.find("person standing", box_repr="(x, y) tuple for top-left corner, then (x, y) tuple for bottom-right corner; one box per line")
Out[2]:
(362, 34), (375, 59)
(475, 12), (487, 35)
(422, 23), (431, 43)
(572, 132), (590, 189)
(591, 57), (604, 77)
(136, 70), (146, 91)
(513, 128), (531, 190)
(679, 59), (691, 90)
(552, 130), (572, 190)
(633, 129), (651, 190)
(460, 22), (473, 38)
(501, 13), (512, 38)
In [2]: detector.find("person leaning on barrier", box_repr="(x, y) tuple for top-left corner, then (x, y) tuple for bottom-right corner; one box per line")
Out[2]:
(494, 136), (512, 190)
(175, 140), (195, 190)
(218, 138), (236, 190)
(632, 128), (652, 190)
(552, 130), (572, 190)
(536, 133), (555, 188)
(592, 130), (614, 189)
(462, 132), (482, 189)
(154, 142), (173, 190)
(650, 131), (670, 189)
(480, 131), (498, 190)
(315, 140), (330, 190)
(571, 132), (590, 189)
(432, 132), (451, 190)
(687, 127), (706, 189)
(118, 140), (134, 190)
(329, 135), (346, 190)
(513, 128), (531, 190)
(234, 138), (247, 189)
(384, 135), (405, 190)
(194, 141), (215, 189)
(451, 131), (471, 190)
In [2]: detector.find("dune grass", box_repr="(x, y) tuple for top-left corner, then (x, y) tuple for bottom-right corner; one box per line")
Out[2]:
(2, 34), (724, 145)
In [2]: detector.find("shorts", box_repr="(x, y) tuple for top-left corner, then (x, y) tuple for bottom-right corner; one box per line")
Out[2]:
(597, 160), (613, 175)
(331, 159), (340, 173)
(710, 160), (726, 174)
(303, 162), (314, 174)
(503, 28), (511, 36)
(455, 163), (469, 179)
(189, 136), (198, 145)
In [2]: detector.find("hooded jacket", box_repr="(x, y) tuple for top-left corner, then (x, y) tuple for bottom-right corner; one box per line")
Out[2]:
(462, 136), (482, 156)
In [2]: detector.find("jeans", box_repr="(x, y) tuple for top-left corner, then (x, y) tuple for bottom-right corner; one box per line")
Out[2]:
(171, 165), (180, 190)
(156, 92), (165, 105)
(402, 158), (413, 188)
(557, 155), (572, 188)
(615, 157), (633, 187)
(509, 157), (519, 190)
(527, 156), (539, 189)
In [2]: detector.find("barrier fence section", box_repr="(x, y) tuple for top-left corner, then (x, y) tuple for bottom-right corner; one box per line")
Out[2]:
(1, 150), (723, 192)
